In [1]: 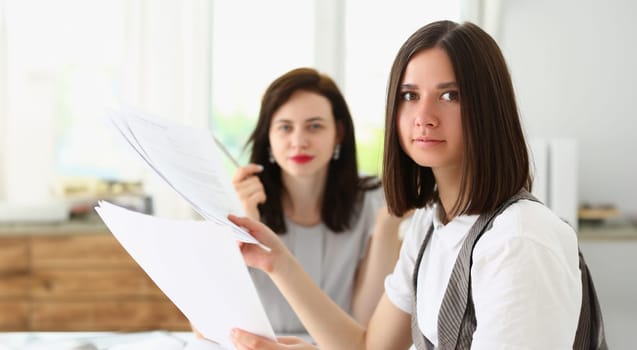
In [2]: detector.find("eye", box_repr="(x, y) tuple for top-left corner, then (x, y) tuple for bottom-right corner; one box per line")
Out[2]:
(441, 90), (459, 102)
(400, 91), (419, 101)
(308, 122), (323, 130)
(277, 124), (292, 132)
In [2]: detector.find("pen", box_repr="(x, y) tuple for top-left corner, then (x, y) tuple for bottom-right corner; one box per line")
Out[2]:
(212, 135), (240, 168)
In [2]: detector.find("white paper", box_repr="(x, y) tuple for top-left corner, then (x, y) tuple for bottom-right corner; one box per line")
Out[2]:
(105, 108), (265, 248)
(95, 201), (275, 350)
(183, 338), (226, 350)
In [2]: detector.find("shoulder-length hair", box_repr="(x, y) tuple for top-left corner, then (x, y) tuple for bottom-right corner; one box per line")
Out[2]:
(383, 21), (532, 217)
(246, 67), (379, 234)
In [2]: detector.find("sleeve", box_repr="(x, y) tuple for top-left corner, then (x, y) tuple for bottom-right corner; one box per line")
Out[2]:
(470, 236), (582, 349)
(383, 208), (430, 315)
(355, 186), (386, 261)
(364, 185), (386, 238)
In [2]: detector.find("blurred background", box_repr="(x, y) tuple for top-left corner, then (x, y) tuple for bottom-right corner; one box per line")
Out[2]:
(0, 0), (635, 348)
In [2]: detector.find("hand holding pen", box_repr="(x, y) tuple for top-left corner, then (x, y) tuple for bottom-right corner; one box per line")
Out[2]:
(232, 164), (266, 221)
(212, 134), (266, 221)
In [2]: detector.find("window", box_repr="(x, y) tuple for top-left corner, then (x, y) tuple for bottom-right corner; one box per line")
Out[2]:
(344, 1), (461, 174)
(0, 0), (463, 216)
(209, 1), (315, 165)
(2, 0), (140, 203)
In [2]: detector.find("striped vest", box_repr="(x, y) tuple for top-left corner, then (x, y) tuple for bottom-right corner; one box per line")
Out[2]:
(410, 191), (607, 350)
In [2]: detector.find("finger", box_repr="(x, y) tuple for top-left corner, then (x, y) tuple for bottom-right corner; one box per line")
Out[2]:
(276, 336), (303, 345)
(191, 325), (204, 339)
(228, 214), (268, 235)
(235, 177), (266, 201)
(233, 163), (264, 183)
(248, 189), (267, 205)
(232, 328), (277, 350)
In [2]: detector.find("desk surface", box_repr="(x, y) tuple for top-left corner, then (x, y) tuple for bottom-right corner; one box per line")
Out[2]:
(0, 218), (107, 236)
(0, 331), (215, 350)
(578, 222), (637, 241)
(0, 331), (311, 349)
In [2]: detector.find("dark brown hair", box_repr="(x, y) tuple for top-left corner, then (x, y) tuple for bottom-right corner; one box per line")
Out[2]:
(247, 67), (379, 233)
(383, 21), (532, 217)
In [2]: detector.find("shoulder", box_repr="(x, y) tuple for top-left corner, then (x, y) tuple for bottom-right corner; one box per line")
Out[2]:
(362, 184), (385, 208)
(470, 200), (582, 345)
(400, 206), (435, 256)
(474, 199), (579, 272)
(487, 199), (576, 244)
(355, 176), (385, 213)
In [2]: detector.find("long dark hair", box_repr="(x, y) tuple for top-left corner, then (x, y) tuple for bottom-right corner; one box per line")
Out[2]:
(383, 21), (532, 217)
(247, 67), (379, 233)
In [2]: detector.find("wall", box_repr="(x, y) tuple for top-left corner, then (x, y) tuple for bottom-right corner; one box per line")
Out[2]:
(497, 0), (637, 217)
(579, 240), (637, 350)
(496, 1), (637, 347)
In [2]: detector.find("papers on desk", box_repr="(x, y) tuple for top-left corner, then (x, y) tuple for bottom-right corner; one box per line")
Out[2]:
(0, 331), (186, 350)
(106, 108), (261, 247)
(95, 201), (275, 350)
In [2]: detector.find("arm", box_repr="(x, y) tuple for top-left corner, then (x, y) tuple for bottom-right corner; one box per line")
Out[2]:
(231, 334), (318, 350)
(229, 215), (412, 350)
(352, 205), (404, 325)
(470, 237), (581, 348)
(232, 163), (267, 220)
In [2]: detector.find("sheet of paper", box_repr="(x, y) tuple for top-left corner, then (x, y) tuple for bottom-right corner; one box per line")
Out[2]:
(105, 109), (264, 248)
(95, 201), (275, 350)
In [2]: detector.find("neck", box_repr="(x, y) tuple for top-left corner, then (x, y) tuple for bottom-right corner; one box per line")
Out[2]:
(433, 166), (463, 224)
(281, 171), (327, 226)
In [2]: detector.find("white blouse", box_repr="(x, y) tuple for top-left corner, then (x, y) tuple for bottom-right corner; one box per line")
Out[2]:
(385, 200), (582, 349)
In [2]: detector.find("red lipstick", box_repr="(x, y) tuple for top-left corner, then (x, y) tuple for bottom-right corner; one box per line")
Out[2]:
(290, 154), (313, 164)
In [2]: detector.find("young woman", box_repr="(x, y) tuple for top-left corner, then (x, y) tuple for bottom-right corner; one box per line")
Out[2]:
(231, 68), (404, 334)
(228, 21), (582, 349)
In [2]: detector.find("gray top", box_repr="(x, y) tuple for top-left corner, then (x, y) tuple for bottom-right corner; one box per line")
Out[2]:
(249, 186), (385, 334)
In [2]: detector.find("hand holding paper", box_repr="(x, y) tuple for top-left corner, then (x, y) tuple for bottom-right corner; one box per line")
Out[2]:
(95, 201), (275, 350)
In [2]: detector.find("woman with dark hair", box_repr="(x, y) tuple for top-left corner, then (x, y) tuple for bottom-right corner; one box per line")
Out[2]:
(231, 67), (404, 334)
(227, 21), (585, 349)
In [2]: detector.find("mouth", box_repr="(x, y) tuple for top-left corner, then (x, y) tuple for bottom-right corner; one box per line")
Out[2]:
(290, 154), (314, 164)
(413, 136), (444, 147)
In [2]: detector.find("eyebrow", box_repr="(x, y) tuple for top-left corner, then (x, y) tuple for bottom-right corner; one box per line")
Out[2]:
(272, 116), (325, 123)
(399, 82), (457, 90)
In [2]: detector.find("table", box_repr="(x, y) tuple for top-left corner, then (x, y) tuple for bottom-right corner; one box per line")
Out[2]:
(0, 331), (220, 350)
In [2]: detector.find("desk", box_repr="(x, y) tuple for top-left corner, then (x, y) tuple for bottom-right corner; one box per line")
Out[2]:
(0, 331), (311, 349)
(0, 331), (212, 349)
(0, 220), (190, 331)
(578, 221), (637, 241)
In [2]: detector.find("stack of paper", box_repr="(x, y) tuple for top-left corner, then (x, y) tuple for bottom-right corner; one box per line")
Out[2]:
(106, 109), (259, 246)
(99, 109), (275, 349)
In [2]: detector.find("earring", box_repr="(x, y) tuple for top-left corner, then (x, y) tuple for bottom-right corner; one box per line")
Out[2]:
(332, 144), (341, 160)
(268, 148), (275, 163)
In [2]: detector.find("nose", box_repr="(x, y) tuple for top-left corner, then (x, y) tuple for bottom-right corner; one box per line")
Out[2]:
(290, 128), (309, 148)
(413, 98), (439, 128)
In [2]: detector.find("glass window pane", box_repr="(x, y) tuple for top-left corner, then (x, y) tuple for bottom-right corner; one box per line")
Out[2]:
(4, 0), (140, 194)
(210, 1), (315, 163)
(344, 1), (461, 175)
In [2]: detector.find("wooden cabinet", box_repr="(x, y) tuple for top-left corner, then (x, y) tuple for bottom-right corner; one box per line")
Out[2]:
(0, 232), (190, 331)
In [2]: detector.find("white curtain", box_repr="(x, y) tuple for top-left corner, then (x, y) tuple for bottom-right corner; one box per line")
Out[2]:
(124, 0), (212, 219)
(0, 0), (212, 219)
(0, 0), (7, 200)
